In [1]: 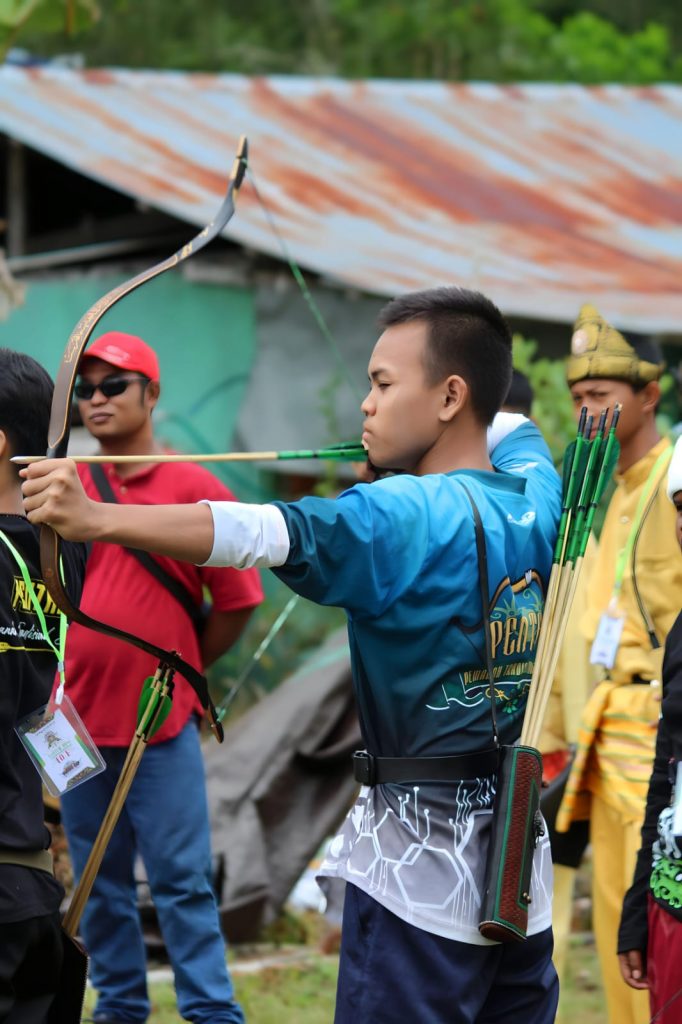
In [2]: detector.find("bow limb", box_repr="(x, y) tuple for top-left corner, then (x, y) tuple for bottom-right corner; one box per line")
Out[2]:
(39, 136), (249, 744)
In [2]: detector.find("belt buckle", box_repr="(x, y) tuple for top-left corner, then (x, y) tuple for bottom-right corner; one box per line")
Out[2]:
(353, 750), (376, 786)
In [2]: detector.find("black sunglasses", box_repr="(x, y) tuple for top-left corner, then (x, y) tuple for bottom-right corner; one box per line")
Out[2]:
(74, 374), (150, 401)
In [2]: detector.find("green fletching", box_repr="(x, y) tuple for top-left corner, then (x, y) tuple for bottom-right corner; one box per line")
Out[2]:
(277, 450), (316, 460)
(320, 445), (366, 461)
(592, 434), (620, 507)
(323, 441), (366, 452)
(136, 676), (173, 737)
(565, 436), (589, 512)
(577, 437), (602, 509)
(553, 426), (590, 564)
(578, 431), (620, 557)
(565, 434), (604, 563)
(277, 443), (366, 461)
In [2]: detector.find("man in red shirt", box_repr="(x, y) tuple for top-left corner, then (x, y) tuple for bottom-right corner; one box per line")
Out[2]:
(62, 332), (262, 1024)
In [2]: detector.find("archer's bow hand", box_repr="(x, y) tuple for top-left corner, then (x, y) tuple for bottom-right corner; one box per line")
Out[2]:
(21, 458), (104, 542)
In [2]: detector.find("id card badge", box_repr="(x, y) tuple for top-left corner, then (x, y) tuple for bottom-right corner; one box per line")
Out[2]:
(590, 611), (625, 669)
(673, 762), (682, 838)
(15, 694), (106, 797)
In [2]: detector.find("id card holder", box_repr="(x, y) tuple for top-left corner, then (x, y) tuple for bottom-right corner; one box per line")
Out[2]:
(15, 694), (106, 797)
(672, 762), (682, 839)
(590, 610), (625, 669)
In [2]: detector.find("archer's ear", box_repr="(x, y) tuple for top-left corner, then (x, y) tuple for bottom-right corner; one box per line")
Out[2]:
(0, 430), (8, 461)
(439, 374), (468, 422)
(640, 380), (660, 415)
(146, 380), (161, 409)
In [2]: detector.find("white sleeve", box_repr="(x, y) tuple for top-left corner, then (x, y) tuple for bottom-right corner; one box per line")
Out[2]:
(487, 412), (529, 454)
(198, 501), (290, 568)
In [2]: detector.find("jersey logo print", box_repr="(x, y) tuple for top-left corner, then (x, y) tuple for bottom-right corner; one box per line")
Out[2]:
(427, 570), (544, 712)
(11, 576), (60, 617)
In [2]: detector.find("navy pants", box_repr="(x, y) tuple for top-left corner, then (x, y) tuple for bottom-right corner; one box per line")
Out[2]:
(335, 884), (559, 1024)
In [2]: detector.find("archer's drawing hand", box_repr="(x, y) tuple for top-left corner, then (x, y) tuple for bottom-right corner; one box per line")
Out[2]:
(618, 949), (649, 990)
(21, 459), (103, 542)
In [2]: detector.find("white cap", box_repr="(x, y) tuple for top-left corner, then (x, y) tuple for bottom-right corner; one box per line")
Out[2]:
(667, 436), (682, 501)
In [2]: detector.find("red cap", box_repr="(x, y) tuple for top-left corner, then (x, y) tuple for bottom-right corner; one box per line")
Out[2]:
(80, 332), (160, 381)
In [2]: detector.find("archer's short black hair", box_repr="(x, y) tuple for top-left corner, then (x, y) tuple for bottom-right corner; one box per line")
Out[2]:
(0, 349), (54, 475)
(377, 287), (512, 425)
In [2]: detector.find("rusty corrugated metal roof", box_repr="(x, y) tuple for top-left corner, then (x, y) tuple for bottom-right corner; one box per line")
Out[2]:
(0, 68), (680, 330)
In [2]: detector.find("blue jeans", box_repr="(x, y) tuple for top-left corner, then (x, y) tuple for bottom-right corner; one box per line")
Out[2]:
(61, 720), (243, 1024)
(335, 884), (559, 1023)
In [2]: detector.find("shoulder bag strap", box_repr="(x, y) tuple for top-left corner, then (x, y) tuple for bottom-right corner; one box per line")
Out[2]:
(89, 463), (205, 633)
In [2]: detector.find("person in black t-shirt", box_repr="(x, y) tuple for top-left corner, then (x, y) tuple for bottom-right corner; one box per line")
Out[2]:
(0, 349), (86, 1024)
(618, 435), (682, 1023)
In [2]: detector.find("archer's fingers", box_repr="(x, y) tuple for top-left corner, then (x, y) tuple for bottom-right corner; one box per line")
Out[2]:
(617, 951), (649, 990)
(19, 457), (78, 484)
(20, 459), (82, 503)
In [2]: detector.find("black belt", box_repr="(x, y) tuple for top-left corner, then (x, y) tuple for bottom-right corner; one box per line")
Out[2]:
(352, 748), (500, 786)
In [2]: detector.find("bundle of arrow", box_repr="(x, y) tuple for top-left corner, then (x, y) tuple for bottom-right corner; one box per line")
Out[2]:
(520, 405), (621, 748)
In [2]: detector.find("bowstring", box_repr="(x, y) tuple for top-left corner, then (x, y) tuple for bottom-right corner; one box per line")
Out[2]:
(216, 162), (363, 721)
(245, 163), (363, 404)
(216, 594), (299, 721)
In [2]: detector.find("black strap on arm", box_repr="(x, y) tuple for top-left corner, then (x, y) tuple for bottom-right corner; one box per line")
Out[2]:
(460, 481), (500, 749)
(88, 463), (207, 635)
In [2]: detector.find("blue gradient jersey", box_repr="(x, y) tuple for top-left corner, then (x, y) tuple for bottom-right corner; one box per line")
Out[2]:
(273, 419), (561, 944)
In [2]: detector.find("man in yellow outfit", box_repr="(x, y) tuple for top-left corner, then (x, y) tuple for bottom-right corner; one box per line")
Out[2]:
(556, 304), (682, 1024)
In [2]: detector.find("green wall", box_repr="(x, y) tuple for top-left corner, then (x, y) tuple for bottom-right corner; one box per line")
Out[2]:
(0, 271), (257, 464)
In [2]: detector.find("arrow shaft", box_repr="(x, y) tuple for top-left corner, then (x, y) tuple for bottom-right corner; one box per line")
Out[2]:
(15, 446), (367, 466)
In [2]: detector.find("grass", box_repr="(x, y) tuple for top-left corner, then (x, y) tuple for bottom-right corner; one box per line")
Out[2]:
(83, 931), (609, 1023)
(83, 954), (339, 1024)
(559, 935), (608, 1024)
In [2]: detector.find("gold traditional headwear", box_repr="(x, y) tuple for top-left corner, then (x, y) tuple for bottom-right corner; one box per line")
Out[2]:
(566, 304), (664, 387)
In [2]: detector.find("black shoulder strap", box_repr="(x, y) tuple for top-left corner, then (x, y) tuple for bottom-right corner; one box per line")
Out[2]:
(460, 481), (500, 748)
(88, 463), (205, 632)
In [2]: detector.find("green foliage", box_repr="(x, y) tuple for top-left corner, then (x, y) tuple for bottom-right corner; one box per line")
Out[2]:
(14, 0), (682, 83)
(512, 333), (575, 463)
(547, 12), (680, 83)
(0, 0), (98, 58)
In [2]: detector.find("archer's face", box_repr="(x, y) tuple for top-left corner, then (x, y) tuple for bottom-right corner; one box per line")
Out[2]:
(76, 358), (158, 443)
(569, 377), (655, 446)
(361, 321), (448, 475)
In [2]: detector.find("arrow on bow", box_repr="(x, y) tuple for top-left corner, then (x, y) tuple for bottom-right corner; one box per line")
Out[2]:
(16, 441), (368, 465)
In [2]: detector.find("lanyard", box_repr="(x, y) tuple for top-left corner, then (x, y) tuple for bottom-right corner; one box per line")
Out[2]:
(0, 527), (68, 703)
(612, 445), (673, 605)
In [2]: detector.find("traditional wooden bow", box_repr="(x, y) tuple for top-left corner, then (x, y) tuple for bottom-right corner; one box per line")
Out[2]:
(38, 135), (250, 746)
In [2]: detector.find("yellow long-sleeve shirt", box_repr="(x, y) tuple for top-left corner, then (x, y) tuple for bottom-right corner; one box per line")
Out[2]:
(557, 437), (682, 828)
